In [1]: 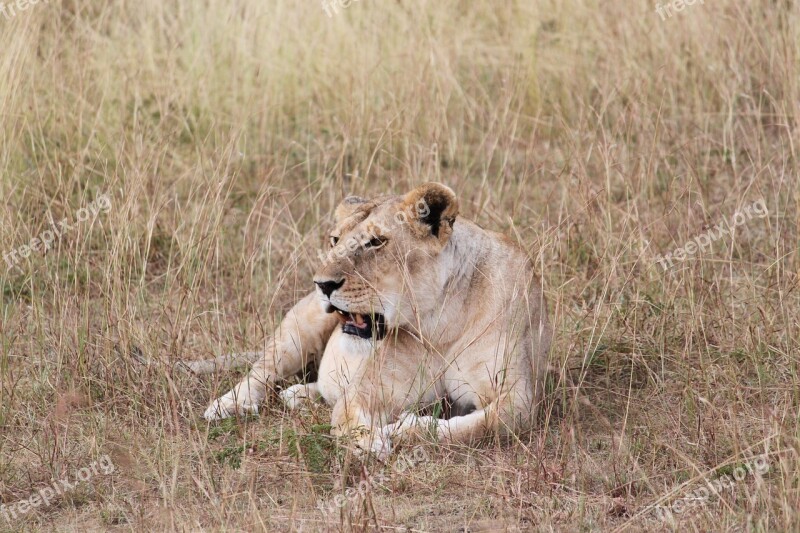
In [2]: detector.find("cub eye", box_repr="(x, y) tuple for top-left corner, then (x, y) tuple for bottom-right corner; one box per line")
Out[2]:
(330, 236), (339, 247)
(364, 236), (387, 249)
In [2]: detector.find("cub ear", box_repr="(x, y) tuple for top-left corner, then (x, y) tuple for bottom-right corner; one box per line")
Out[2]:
(402, 183), (459, 239)
(335, 195), (367, 222)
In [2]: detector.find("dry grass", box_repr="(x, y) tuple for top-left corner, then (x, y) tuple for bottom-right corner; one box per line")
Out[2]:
(1, 0), (798, 531)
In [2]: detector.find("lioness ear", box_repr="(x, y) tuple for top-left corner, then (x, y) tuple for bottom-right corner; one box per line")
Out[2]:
(335, 195), (367, 222)
(402, 183), (459, 239)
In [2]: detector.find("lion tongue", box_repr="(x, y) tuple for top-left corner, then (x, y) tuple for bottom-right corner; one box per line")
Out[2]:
(343, 313), (369, 329)
(352, 313), (367, 328)
(337, 310), (368, 329)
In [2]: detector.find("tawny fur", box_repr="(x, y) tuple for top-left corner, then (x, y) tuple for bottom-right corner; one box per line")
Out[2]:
(201, 183), (551, 458)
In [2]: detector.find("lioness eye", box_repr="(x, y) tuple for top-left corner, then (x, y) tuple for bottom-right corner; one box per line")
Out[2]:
(330, 236), (339, 247)
(365, 236), (387, 249)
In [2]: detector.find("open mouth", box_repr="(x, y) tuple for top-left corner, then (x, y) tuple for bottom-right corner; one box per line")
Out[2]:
(326, 304), (387, 340)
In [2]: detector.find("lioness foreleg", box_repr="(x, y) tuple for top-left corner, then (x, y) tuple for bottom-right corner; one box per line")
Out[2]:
(388, 324), (546, 446)
(279, 383), (321, 410)
(383, 389), (534, 446)
(329, 380), (436, 460)
(203, 292), (338, 421)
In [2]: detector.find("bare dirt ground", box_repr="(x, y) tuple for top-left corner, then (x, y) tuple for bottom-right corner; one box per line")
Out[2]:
(1, 0), (798, 531)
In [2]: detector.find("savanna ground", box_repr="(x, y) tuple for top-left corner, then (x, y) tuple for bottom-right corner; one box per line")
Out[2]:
(1, 0), (799, 531)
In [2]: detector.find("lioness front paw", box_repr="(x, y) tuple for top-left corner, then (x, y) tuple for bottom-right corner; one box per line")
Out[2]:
(279, 384), (315, 410)
(203, 390), (260, 421)
(384, 413), (433, 434)
(382, 413), (445, 443)
(355, 428), (393, 462)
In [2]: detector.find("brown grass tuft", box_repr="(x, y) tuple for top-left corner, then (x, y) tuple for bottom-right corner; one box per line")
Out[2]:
(1, 0), (798, 531)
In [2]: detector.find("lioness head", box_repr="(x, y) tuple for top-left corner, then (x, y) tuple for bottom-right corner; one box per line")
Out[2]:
(313, 183), (459, 340)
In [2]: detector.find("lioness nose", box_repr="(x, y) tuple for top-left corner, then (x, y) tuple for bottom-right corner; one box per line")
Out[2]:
(315, 279), (344, 298)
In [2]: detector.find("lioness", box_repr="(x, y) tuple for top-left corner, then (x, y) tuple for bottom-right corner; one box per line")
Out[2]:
(202, 183), (551, 457)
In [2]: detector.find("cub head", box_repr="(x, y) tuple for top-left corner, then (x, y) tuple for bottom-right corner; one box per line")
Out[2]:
(313, 183), (459, 339)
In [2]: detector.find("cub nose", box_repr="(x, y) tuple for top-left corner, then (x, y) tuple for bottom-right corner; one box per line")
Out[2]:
(314, 278), (345, 298)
